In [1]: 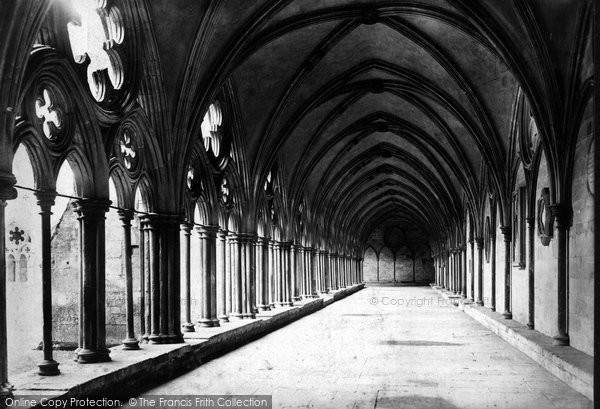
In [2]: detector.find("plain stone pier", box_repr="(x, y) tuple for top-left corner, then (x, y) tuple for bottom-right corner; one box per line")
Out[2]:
(124, 285), (592, 409)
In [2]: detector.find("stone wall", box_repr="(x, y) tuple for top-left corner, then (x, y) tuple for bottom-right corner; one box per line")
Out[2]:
(363, 225), (434, 283)
(568, 109), (593, 356)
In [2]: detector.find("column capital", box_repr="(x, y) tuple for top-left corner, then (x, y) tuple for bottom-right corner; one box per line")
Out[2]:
(0, 171), (17, 201)
(72, 198), (111, 218)
(475, 238), (484, 250)
(525, 216), (536, 227)
(180, 221), (193, 234)
(194, 224), (219, 238)
(117, 209), (135, 223)
(549, 203), (572, 228)
(236, 232), (257, 243)
(303, 246), (314, 253)
(256, 236), (269, 245)
(291, 243), (302, 251)
(142, 213), (183, 230)
(278, 241), (292, 249)
(500, 225), (512, 242)
(34, 189), (57, 208)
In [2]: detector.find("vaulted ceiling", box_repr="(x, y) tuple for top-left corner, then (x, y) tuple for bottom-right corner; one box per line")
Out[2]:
(150, 0), (589, 248)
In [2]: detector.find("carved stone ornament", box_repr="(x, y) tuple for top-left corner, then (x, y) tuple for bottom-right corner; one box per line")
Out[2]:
(537, 187), (553, 246)
(68, 0), (125, 102)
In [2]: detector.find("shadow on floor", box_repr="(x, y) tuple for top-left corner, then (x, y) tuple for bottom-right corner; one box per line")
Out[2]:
(379, 340), (462, 347)
(375, 395), (459, 409)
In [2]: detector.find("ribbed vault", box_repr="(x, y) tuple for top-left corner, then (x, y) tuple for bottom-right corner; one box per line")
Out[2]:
(147, 0), (589, 255)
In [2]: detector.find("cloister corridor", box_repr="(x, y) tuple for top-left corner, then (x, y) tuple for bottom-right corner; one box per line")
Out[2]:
(123, 286), (592, 409)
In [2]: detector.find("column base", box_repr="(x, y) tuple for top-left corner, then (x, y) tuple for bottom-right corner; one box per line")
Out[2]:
(38, 359), (60, 376)
(243, 313), (256, 319)
(502, 311), (512, 320)
(166, 334), (185, 344)
(182, 323), (196, 332)
(292, 296), (302, 302)
(256, 305), (270, 312)
(148, 334), (162, 344)
(301, 294), (311, 300)
(218, 314), (230, 322)
(122, 338), (140, 350)
(211, 319), (221, 327)
(76, 348), (111, 364)
(476, 300), (483, 306)
(228, 313), (244, 321)
(553, 334), (569, 346)
(460, 293), (466, 299)
(282, 301), (293, 307)
(527, 322), (534, 330)
(197, 319), (214, 327)
(490, 306), (496, 312)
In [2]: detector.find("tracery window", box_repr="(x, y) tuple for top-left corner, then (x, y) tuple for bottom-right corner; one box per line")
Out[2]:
(201, 102), (223, 157)
(6, 224), (32, 284)
(35, 89), (63, 140)
(19, 255), (28, 282)
(221, 176), (230, 204)
(7, 255), (16, 282)
(67, 0), (125, 102)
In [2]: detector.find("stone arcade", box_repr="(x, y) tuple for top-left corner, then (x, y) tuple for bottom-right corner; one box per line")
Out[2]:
(0, 0), (598, 407)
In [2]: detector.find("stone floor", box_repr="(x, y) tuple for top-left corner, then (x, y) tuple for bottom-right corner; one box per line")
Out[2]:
(125, 286), (593, 409)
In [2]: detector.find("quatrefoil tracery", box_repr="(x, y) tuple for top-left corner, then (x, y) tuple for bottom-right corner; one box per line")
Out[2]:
(67, 0), (125, 102)
(201, 102), (223, 157)
(35, 89), (63, 140)
(221, 177), (230, 204)
(119, 130), (137, 170)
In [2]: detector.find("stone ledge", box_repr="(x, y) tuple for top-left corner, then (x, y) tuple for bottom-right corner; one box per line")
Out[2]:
(9, 284), (365, 405)
(430, 284), (593, 400)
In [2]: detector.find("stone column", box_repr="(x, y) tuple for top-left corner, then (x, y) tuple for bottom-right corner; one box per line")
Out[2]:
(551, 204), (571, 345)
(180, 222), (194, 332)
(296, 244), (305, 298)
(138, 215), (146, 338)
(302, 247), (311, 298)
(226, 234), (232, 315)
(72, 199), (111, 362)
(327, 253), (333, 290)
(195, 225), (219, 327)
(500, 226), (512, 319)
(272, 241), (282, 306)
(267, 239), (275, 308)
(324, 251), (331, 290)
(141, 218), (152, 341)
(229, 234), (243, 319)
(490, 233), (497, 311)
(460, 246), (466, 298)
(476, 238), (484, 305)
(446, 250), (451, 290)
(526, 217), (535, 328)
(291, 244), (301, 301)
(310, 249), (318, 297)
(143, 215), (183, 343)
(282, 242), (293, 306)
(340, 254), (345, 288)
(217, 229), (229, 322)
(453, 249), (459, 293)
(256, 237), (270, 310)
(119, 210), (140, 349)
(469, 240), (475, 301)
(1, 179), (17, 399)
(36, 191), (61, 374)
(239, 234), (256, 318)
